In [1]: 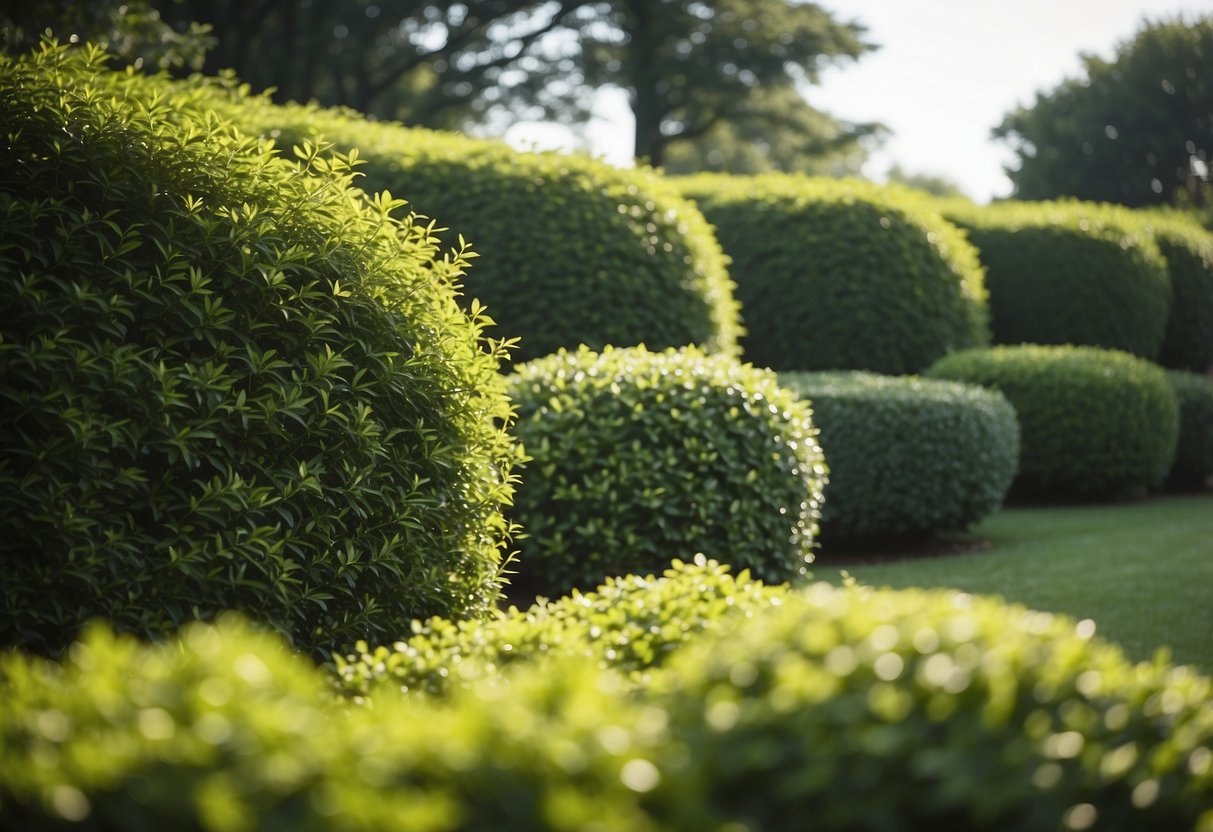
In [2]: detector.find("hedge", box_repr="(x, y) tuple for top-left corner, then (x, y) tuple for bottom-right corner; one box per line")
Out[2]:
(1165, 371), (1213, 491)
(675, 173), (989, 374)
(0, 44), (518, 657)
(1145, 213), (1213, 373)
(780, 371), (1019, 545)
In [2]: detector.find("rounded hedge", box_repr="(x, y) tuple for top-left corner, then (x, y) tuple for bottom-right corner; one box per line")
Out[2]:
(942, 200), (1172, 360)
(927, 345), (1179, 499)
(779, 371), (1019, 545)
(504, 345), (826, 597)
(675, 173), (989, 374)
(1146, 214), (1213, 372)
(214, 95), (740, 364)
(3, 579), (1211, 831)
(1165, 371), (1213, 491)
(0, 46), (518, 657)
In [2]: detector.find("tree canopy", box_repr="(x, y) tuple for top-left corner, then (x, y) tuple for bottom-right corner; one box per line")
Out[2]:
(994, 15), (1213, 208)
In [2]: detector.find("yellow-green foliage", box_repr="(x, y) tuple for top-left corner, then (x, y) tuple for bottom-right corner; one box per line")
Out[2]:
(676, 173), (989, 374)
(0, 45), (518, 657)
(207, 91), (740, 363)
(942, 200), (1172, 360)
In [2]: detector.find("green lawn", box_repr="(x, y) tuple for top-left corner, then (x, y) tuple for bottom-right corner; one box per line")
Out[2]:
(813, 492), (1213, 672)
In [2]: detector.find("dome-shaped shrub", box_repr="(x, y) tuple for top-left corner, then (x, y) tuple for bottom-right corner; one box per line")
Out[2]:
(675, 174), (989, 374)
(1165, 370), (1213, 491)
(214, 96), (740, 364)
(0, 46), (518, 656)
(1146, 214), (1213, 372)
(942, 200), (1172, 360)
(505, 346), (826, 597)
(927, 345), (1179, 499)
(779, 371), (1019, 545)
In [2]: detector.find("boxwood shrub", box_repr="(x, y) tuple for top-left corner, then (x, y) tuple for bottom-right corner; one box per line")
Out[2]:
(3, 583), (1211, 831)
(1165, 371), (1213, 491)
(504, 345), (826, 597)
(1146, 214), (1213, 372)
(0, 46), (518, 657)
(213, 95), (740, 363)
(942, 200), (1172, 360)
(675, 173), (989, 374)
(927, 345), (1179, 499)
(779, 371), (1019, 546)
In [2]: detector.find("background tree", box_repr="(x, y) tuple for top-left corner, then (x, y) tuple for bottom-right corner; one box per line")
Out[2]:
(885, 164), (967, 198)
(994, 14), (1213, 208)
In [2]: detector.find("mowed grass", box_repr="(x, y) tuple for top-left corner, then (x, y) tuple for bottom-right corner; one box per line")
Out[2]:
(813, 493), (1213, 672)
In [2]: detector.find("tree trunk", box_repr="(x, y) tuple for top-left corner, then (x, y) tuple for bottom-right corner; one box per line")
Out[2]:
(625, 1), (665, 166)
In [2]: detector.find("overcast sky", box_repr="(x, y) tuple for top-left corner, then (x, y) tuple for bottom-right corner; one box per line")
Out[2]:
(503, 0), (1213, 203)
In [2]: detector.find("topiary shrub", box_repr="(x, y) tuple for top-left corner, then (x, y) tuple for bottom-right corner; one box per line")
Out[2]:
(942, 199), (1172, 360)
(1165, 370), (1213, 491)
(504, 345), (826, 597)
(3, 584), (1211, 831)
(0, 45), (518, 657)
(1144, 214), (1213, 372)
(779, 371), (1019, 546)
(674, 173), (989, 374)
(927, 345), (1179, 499)
(211, 95), (740, 364)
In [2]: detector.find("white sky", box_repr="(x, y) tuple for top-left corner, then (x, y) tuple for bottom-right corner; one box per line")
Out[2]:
(503, 0), (1213, 203)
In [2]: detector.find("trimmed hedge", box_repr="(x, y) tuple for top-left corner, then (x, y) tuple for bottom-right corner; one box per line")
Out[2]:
(504, 345), (826, 597)
(675, 173), (989, 374)
(942, 200), (1172, 360)
(213, 94), (740, 363)
(1165, 371), (1213, 491)
(779, 371), (1019, 545)
(3, 576), (1212, 831)
(0, 46), (518, 657)
(1146, 214), (1213, 372)
(927, 345), (1179, 499)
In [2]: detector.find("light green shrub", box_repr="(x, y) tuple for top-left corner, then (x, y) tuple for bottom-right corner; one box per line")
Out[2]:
(780, 371), (1019, 545)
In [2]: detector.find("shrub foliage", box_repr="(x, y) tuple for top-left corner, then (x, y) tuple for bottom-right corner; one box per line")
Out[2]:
(505, 346), (826, 597)
(928, 345), (1179, 499)
(780, 371), (1019, 545)
(0, 45), (518, 656)
(1165, 371), (1213, 491)
(676, 174), (989, 373)
(1146, 214), (1213, 372)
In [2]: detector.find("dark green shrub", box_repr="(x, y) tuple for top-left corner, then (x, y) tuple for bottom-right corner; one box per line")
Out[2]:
(213, 95), (740, 363)
(1145, 215), (1213, 372)
(927, 345), (1179, 499)
(779, 371), (1019, 545)
(505, 345), (826, 597)
(0, 45), (518, 657)
(942, 200), (1172, 360)
(1165, 371), (1213, 491)
(3, 583), (1211, 831)
(675, 173), (989, 374)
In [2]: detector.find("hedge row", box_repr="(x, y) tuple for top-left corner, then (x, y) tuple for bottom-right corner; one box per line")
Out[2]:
(3, 565), (1211, 831)
(1166, 370), (1213, 491)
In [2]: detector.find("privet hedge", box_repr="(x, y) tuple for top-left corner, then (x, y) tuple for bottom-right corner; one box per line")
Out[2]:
(928, 345), (1179, 499)
(1145, 214), (1213, 372)
(1165, 371), (1213, 491)
(504, 346), (826, 597)
(3, 577), (1211, 831)
(675, 174), (989, 374)
(779, 371), (1019, 545)
(214, 95), (740, 363)
(0, 45), (518, 657)
(942, 200), (1172, 360)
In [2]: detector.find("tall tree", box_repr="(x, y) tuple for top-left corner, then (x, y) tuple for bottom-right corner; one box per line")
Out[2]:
(994, 15), (1213, 208)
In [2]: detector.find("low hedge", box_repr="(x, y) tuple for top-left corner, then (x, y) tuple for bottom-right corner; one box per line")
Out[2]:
(942, 200), (1172, 360)
(212, 94), (740, 363)
(0, 45), (518, 657)
(1165, 371), (1213, 491)
(676, 174), (989, 374)
(1145, 214), (1213, 372)
(3, 577), (1211, 831)
(779, 371), (1019, 545)
(927, 345), (1179, 499)
(504, 346), (826, 597)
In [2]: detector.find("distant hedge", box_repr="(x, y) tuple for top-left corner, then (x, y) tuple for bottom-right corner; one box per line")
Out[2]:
(4, 576), (1212, 830)
(0, 45), (518, 657)
(676, 174), (988, 374)
(504, 346), (826, 597)
(780, 371), (1018, 545)
(1145, 214), (1213, 372)
(928, 345), (1179, 499)
(942, 200), (1172, 360)
(1165, 370), (1213, 491)
(211, 95), (740, 363)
